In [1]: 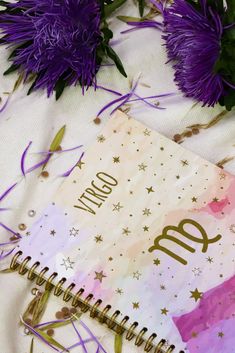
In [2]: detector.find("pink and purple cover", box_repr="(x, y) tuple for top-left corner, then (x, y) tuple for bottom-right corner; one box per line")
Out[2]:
(15, 112), (235, 352)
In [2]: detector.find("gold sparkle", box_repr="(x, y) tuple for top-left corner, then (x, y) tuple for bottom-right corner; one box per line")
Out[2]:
(122, 227), (131, 236)
(176, 175), (180, 179)
(116, 288), (123, 295)
(206, 256), (214, 263)
(138, 163), (147, 171)
(142, 208), (151, 216)
(50, 229), (56, 236)
(146, 186), (154, 194)
(108, 257), (113, 261)
(192, 197), (197, 202)
(160, 285), (166, 290)
(181, 160), (189, 166)
(153, 258), (161, 266)
(133, 271), (141, 280)
(94, 270), (106, 283)
(190, 288), (203, 302)
(143, 128), (151, 136)
(213, 197), (219, 202)
(113, 156), (120, 163)
(97, 135), (106, 143)
(143, 225), (149, 232)
(191, 332), (198, 338)
(94, 235), (103, 243)
(132, 302), (140, 309)
(113, 202), (123, 212)
(218, 332), (224, 338)
(161, 307), (169, 315)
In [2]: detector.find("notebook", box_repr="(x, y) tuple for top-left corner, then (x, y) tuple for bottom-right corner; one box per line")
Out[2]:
(10, 111), (235, 353)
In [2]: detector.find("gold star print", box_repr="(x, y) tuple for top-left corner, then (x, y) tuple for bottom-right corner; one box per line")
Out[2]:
(133, 271), (141, 280)
(206, 256), (214, 263)
(77, 160), (85, 169)
(161, 307), (169, 315)
(230, 224), (235, 233)
(160, 147), (164, 151)
(122, 227), (131, 236)
(108, 257), (113, 261)
(160, 285), (166, 290)
(190, 288), (203, 302)
(113, 202), (123, 212)
(61, 257), (75, 271)
(94, 270), (106, 283)
(191, 332), (198, 338)
(94, 235), (103, 243)
(113, 156), (120, 163)
(116, 288), (123, 295)
(154, 258), (161, 266)
(138, 163), (147, 171)
(218, 332), (224, 338)
(143, 225), (149, 232)
(133, 302), (140, 309)
(192, 267), (202, 276)
(50, 229), (56, 236)
(219, 172), (226, 180)
(213, 197), (219, 202)
(192, 197), (197, 202)
(143, 128), (151, 136)
(142, 208), (151, 216)
(146, 186), (154, 194)
(176, 175), (180, 179)
(97, 135), (106, 143)
(70, 227), (79, 237)
(181, 160), (189, 166)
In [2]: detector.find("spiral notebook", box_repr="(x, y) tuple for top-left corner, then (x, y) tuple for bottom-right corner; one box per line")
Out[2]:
(11, 111), (235, 353)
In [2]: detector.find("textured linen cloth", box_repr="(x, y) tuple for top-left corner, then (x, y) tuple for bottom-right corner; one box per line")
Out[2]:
(1, 2), (235, 353)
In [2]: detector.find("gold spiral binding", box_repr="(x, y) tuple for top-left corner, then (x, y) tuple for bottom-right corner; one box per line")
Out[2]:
(10, 251), (184, 353)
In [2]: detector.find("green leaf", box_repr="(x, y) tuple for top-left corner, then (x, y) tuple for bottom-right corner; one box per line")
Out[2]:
(219, 90), (235, 111)
(117, 15), (143, 23)
(114, 334), (123, 353)
(54, 79), (66, 101)
(13, 73), (24, 92)
(49, 125), (66, 152)
(104, 0), (127, 17)
(104, 45), (127, 77)
(138, 0), (145, 17)
(32, 289), (51, 326)
(29, 338), (34, 353)
(36, 329), (69, 352)
(42, 124), (66, 170)
(40, 313), (82, 331)
(0, 268), (16, 273)
(3, 64), (19, 76)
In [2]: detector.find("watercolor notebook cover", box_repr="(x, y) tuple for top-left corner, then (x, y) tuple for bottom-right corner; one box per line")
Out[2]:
(13, 111), (235, 353)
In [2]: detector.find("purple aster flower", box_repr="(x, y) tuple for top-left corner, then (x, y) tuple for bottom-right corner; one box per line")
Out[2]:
(162, 0), (224, 107)
(0, 0), (102, 97)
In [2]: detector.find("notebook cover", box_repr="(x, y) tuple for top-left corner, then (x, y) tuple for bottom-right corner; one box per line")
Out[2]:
(15, 111), (235, 352)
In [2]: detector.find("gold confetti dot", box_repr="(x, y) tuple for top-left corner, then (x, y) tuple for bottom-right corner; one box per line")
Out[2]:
(47, 329), (54, 337)
(173, 134), (181, 143)
(55, 311), (63, 319)
(185, 131), (192, 138)
(93, 117), (101, 125)
(18, 223), (27, 231)
(41, 171), (49, 178)
(192, 128), (199, 135)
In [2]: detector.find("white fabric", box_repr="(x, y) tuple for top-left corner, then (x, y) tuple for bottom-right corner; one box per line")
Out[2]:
(0, 2), (235, 353)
